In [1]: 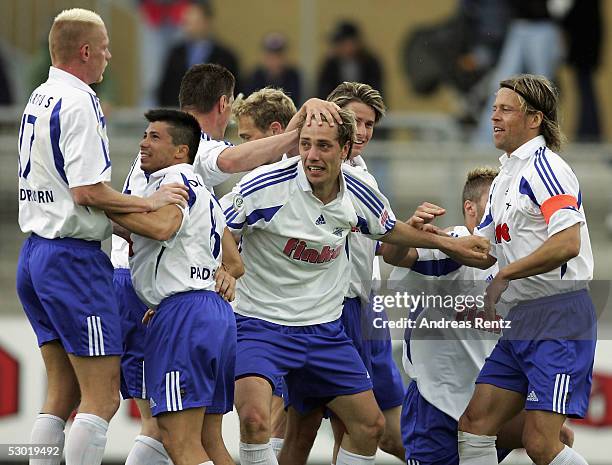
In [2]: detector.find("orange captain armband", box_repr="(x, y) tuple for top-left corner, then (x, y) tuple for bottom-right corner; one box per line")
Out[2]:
(540, 194), (579, 224)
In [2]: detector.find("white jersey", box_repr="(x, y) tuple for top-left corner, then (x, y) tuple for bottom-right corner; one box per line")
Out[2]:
(345, 155), (380, 302)
(220, 157), (395, 326)
(111, 134), (233, 269)
(129, 163), (226, 308)
(476, 135), (593, 305)
(18, 67), (112, 241)
(390, 225), (499, 421)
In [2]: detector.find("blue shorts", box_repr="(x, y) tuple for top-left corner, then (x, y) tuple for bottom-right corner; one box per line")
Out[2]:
(368, 307), (404, 411)
(235, 313), (372, 414)
(113, 269), (148, 400)
(272, 376), (284, 398)
(402, 381), (511, 465)
(145, 290), (236, 417)
(16, 234), (122, 356)
(477, 290), (597, 418)
(341, 297), (373, 377)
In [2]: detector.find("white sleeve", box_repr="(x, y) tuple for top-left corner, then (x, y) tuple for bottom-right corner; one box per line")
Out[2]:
(345, 168), (396, 239)
(522, 149), (585, 237)
(474, 181), (497, 258)
(193, 137), (234, 187)
(60, 95), (111, 187)
(157, 173), (188, 248)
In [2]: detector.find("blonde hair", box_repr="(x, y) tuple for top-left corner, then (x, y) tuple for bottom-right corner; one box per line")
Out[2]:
(499, 74), (565, 152)
(232, 87), (297, 131)
(49, 8), (105, 65)
(462, 167), (499, 205)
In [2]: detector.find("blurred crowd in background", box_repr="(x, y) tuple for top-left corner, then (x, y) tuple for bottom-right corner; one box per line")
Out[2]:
(0, 0), (606, 145)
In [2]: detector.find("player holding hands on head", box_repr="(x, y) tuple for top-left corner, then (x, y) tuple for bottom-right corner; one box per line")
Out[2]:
(221, 107), (489, 465)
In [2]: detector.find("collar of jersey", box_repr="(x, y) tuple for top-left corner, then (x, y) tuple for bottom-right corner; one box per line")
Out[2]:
(499, 135), (546, 166)
(47, 66), (97, 96)
(148, 163), (194, 181)
(297, 160), (347, 197)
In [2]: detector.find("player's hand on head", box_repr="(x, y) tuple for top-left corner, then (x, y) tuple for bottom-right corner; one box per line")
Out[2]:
(215, 267), (236, 302)
(147, 183), (189, 211)
(302, 98), (343, 127)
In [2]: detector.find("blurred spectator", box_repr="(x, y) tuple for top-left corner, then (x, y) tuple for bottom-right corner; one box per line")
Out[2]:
(471, 0), (568, 145)
(0, 47), (13, 105)
(562, 0), (603, 142)
(138, 0), (190, 107)
(317, 21), (383, 99)
(401, 0), (509, 125)
(245, 32), (302, 105)
(157, 0), (240, 106)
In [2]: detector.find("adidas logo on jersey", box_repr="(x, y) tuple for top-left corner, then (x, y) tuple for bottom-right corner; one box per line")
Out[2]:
(315, 214), (326, 225)
(332, 227), (344, 236)
(527, 390), (539, 402)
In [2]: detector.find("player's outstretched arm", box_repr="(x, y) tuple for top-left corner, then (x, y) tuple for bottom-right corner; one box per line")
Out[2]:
(216, 130), (299, 173)
(72, 181), (188, 213)
(107, 205), (183, 241)
(381, 221), (490, 262)
(380, 202), (446, 267)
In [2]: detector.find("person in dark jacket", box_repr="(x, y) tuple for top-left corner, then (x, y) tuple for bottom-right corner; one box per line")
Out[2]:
(157, 0), (240, 106)
(317, 21), (383, 99)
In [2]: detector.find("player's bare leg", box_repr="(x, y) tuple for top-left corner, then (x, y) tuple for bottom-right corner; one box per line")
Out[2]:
(496, 410), (575, 450)
(522, 410), (574, 465)
(277, 406), (324, 465)
(327, 390), (385, 463)
(30, 342), (80, 465)
(330, 416), (346, 464)
(235, 376), (278, 465)
(157, 408), (209, 465)
(64, 354), (121, 465)
(270, 395), (286, 456)
(201, 413), (234, 465)
(125, 399), (169, 465)
(378, 406), (405, 461)
(458, 383), (525, 464)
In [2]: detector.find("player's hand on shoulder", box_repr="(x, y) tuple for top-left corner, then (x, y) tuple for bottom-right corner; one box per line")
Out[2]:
(147, 183), (189, 211)
(301, 98), (343, 127)
(215, 266), (237, 302)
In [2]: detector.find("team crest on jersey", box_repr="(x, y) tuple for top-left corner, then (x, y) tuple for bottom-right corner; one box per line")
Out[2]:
(233, 194), (244, 211)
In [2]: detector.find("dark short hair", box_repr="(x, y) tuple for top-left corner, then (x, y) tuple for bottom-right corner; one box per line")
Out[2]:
(144, 109), (201, 164)
(179, 63), (235, 114)
(296, 108), (357, 156)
